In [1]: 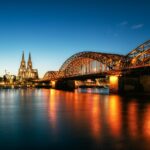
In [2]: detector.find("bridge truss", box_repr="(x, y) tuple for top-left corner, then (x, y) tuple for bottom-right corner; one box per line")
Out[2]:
(124, 40), (150, 68)
(43, 40), (150, 81)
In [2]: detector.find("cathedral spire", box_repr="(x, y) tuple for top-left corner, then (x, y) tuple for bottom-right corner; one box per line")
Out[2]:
(22, 51), (25, 61)
(29, 52), (31, 61)
(27, 52), (32, 70)
(18, 51), (26, 78)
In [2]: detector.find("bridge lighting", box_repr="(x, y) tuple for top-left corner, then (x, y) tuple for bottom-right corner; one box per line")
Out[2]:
(110, 76), (118, 85)
(93, 67), (97, 72)
(51, 81), (56, 88)
(131, 58), (136, 65)
(87, 79), (92, 82)
(109, 75), (119, 93)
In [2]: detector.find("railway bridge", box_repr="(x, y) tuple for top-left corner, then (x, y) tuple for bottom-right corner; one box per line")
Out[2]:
(42, 40), (150, 93)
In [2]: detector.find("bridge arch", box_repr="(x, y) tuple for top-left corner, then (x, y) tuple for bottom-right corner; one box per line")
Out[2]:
(43, 40), (150, 81)
(125, 40), (150, 67)
(59, 51), (124, 77)
(43, 71), (59, 81)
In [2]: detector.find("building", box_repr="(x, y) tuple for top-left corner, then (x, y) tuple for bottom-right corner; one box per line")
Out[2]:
(18, 52), (38, 80)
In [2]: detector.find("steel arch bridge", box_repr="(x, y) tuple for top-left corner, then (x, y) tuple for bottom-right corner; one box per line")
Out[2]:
(124, 40), (150, 68)
(43, 40), (150, 81)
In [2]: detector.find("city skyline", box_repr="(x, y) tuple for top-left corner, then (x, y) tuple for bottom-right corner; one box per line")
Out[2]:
(0, 0), (150, 77)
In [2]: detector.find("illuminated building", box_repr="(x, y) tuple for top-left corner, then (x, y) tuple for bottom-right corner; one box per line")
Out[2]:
(18, 52), (38, 80)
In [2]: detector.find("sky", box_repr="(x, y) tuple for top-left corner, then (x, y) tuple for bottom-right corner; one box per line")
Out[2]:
(0, 0), (150, 77)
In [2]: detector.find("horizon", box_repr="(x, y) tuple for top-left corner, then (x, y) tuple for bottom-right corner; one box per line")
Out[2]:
(0, 39), (147, 78)
(0, 0), (150, 77)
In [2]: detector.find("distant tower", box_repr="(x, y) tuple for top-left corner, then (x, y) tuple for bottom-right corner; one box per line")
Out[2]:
(18, 51), (26, 78)
(18, 51), (38, 80)
(26, 52), (38, 79)
(26, 53), (33, 78)
(27, 53), (32, 70)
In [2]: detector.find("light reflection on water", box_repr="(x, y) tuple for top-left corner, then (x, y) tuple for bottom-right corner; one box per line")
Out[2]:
(143, 104), (150, 139)
(76, 87), (109, 94)
(107, 96), (122, 138)
(0, 89), (150, 149)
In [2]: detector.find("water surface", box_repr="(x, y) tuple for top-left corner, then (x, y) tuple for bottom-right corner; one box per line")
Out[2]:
(0, 89), (150, 150)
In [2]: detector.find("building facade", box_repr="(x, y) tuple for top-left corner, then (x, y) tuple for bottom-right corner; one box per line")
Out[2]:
(18, 52), (38, 80)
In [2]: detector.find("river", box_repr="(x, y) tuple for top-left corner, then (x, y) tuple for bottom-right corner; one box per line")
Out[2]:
(0, 88), (150, 150)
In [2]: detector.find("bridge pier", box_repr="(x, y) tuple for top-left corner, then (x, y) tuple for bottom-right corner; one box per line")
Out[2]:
(118, 75), (150, 94)
(118, 76), (143, 94)
(54, 79), (75, 91)
(109, 74), (150, 94)
(109, 75), (119, 93)
(140, 75), (150, 92)
(51, 81), (56, 88)
(109, 75), (143, 94)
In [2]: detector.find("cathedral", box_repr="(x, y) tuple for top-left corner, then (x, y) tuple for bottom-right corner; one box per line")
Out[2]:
(18, 52), (38, 80)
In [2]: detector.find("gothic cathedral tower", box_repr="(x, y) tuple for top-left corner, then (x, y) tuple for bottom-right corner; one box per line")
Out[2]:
(18, 51), (26, 78)
(18, 52), (38, 80)
(26, 53), (33, 78)
(27, 53), (32, 70)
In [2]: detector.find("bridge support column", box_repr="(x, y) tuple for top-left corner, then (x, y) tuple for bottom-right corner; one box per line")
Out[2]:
(118, 75), (150, 94)
(51, 81), (56, 88)
(109, 75), (119, 93)
(140, 75), (150, 92)
(55, 79), (75, 91)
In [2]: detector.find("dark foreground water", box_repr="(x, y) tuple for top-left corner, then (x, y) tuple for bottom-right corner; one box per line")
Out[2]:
(0, 89), (150, 150)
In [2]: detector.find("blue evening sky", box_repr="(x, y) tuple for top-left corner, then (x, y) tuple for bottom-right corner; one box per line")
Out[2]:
(0, 0), (149, 77)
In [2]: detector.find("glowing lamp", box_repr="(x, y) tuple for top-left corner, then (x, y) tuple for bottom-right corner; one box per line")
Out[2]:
(110, 76), (118, 85)
(51, 81), (56, 88)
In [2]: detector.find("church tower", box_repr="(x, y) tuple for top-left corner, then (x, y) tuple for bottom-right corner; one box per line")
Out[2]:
(26, 53), (38, 79)
(18, 51), (26, 78)
(27, 53), (32, 70)
(26, 53), (33, 78)
(18, 51), (38, 80)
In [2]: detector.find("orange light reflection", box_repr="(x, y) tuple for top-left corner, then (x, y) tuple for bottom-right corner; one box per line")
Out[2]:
(107, 96), (122, 137)
(90, 95), (101, 139)
(127, 101), (138, 138)
(48, 89), (57, 130)
(143, 104), (150, 139)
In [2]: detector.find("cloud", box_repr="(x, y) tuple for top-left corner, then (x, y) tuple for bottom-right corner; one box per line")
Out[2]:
(119, 21), (128, 26)
(131, 24), (144, 29)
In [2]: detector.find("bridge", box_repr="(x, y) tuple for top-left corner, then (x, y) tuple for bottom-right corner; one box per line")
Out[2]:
(42, 40), (150, 93)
